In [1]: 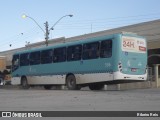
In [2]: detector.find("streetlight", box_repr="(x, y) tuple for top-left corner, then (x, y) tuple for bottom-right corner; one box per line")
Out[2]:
(22, 14), (73, 46)
(49, 15), (73, 31)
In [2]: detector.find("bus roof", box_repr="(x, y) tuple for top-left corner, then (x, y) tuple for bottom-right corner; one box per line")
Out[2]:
(13, 32), (145, 55)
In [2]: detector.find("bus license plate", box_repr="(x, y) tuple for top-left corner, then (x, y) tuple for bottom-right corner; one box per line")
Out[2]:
(131, 68), (137, 72)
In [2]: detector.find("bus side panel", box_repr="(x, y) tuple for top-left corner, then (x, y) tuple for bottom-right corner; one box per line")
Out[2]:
(75, 72), (113, 84)
(27, 75), (66, 85)
(12, 35), (117, 85)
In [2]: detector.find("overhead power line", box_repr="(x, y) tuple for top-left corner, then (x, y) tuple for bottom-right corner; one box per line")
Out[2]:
(0, 12), (160, 51)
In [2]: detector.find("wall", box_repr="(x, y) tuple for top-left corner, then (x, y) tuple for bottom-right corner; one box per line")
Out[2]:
(0, 56), (6, 71)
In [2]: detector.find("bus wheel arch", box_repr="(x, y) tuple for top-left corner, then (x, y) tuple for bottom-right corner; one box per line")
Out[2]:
(21, 76), (30, 89)
(66, 73), (81, 90)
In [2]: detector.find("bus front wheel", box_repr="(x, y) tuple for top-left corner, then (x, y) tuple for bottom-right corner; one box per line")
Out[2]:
(66, 75), (80, 90)
(21, 77), (30, 89)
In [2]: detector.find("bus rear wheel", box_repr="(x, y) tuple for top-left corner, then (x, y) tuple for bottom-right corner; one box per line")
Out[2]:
(66, 75), (80, 90)
(21, 77), (30, 89)
(89, 84), (104, 90)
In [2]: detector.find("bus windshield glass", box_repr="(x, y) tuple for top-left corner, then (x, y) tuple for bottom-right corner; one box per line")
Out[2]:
(122, 36), (146, 53)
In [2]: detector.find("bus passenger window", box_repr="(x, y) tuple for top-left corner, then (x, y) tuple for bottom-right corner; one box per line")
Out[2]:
(20, 53), (29, 66)
(100, 40), (112, 58)
(41, 49), (52, 64)
(83, 42), (99, 60)
(12, 55), (19, 71)
(53, 47), (66, 63)
(67, 45), (82, 61)
(29, 51), (41, 65)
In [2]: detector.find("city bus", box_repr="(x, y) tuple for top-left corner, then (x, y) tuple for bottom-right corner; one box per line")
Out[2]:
(11, 32), (147, 90)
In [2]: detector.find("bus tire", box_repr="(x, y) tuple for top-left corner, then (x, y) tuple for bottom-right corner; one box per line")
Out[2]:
(89, 84), (104, 90)
(21, 77), (30, 89)
(66, 75), (79, 90)
(44, 85), (52, 90)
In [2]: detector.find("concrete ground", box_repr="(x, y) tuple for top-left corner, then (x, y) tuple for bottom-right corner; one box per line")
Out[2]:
(0, 86), (160, 120)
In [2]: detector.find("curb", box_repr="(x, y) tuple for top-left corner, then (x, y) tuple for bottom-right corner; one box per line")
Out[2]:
(0, 85), (20, 89)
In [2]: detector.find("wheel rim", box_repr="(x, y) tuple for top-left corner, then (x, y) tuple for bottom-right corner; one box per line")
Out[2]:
(21, 77), (29, 89)
(67, 75), (76, 90)
(68, 79), (74, 87)
(22, 79), (27, 87)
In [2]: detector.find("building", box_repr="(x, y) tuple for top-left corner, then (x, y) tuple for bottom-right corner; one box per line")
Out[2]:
(0, 19), (160, 87)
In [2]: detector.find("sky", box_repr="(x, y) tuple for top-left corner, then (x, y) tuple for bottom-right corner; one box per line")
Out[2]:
(0, 0), (160, 51)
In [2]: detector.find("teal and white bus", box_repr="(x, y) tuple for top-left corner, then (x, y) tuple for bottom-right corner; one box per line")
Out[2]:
(11, 32), (147, 90)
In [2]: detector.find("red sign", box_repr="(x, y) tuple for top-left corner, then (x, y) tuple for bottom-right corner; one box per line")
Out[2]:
(139, 46), (146, 51)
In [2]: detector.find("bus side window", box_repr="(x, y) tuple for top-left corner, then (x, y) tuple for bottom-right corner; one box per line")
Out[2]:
(12, 54), (19, 72)
(20, 53), (29, 66)
(53, 47), (66, 63)
(41, 49), (52, 64)
(83, 42), (99, 60)
(100, 40), (112, 58)
(29, 51), (41, 65)
(67, 45), (82, 61)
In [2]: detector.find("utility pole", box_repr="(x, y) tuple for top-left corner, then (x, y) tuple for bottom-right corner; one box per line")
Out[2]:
(45, 21), (49, 46)
(22, 14), (73, 47)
